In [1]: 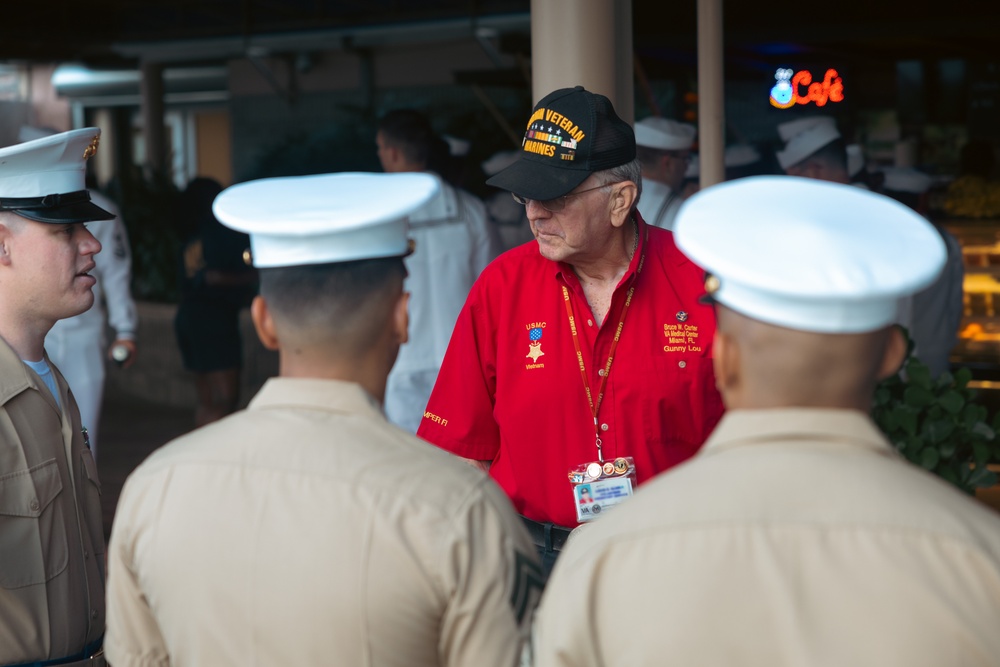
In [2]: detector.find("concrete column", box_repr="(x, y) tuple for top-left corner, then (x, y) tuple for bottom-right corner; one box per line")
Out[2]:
(140, 61), (167, 176)
(697, 0), (725, 188)
(529, 0), (634, 122)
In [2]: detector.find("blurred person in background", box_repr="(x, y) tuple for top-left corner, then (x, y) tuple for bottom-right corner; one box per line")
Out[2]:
(376, 109), (500, 433)
(174, 177), (257, 427)
(633, 117), (696, 231)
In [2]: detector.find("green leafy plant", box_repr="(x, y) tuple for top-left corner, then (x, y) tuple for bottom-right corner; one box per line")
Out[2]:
(116, 169), (183, 303)
(873, 352), (1000, 495)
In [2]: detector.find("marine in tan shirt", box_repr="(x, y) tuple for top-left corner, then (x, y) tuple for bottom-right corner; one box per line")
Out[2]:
(106, 172), (542, 667)
(0, 129), (114, 666)
(532, 177), (1000, 666)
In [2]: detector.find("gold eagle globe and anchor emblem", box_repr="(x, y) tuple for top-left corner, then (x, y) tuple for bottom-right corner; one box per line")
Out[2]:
(82, 135), (100, 160)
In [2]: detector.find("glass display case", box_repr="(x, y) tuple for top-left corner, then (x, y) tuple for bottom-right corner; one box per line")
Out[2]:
(944, 219), (1000, 419)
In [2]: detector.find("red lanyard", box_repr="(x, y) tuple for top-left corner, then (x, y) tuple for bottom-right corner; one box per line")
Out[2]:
(561, 224), (645, 462)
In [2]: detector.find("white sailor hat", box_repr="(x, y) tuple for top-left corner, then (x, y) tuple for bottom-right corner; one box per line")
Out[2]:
(674, 176), (946, 334)
(213, 172), (439, 268)
(725, 144), (761, 168)
(846, 143), (865, 178)
(775, 116), (841, 170)
(0, 127), (114, 224)
(683, 145), (761, 180)
(634, 117), (696, 151)
(481, 150), (520, 177)
(880, 166), (933, 194)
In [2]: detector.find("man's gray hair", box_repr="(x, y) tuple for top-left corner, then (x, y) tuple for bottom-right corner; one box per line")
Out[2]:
(595, 158), (642, 209)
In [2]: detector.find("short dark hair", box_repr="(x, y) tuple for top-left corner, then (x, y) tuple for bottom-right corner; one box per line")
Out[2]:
(259, 257), (405, 352)
(377, 109), (445, 170)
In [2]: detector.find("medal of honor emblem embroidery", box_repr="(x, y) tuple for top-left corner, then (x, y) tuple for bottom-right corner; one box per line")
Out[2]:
(526, 327), (545, 362)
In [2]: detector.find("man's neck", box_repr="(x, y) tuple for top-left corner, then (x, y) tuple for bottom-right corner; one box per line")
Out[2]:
(571, 217), (637, 284)
(571, 218), (638, 325)
(278, 350), (391, 405)
(0, 310), (49, 361)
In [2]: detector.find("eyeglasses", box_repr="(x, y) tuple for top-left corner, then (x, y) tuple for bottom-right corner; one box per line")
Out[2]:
(511, 182), (623, 213)
(666, 151), (693, 163)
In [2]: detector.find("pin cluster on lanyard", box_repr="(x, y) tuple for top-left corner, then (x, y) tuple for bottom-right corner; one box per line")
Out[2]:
(563, 221), (645, 523)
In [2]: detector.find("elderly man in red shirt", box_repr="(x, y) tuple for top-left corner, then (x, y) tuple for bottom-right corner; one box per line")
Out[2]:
(417, 86), (724, 572)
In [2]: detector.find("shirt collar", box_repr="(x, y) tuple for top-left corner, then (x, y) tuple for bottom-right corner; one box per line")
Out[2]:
(701, 408), (898, 459)
(0, 336), (41, 406)
(248, 377), (385, 420)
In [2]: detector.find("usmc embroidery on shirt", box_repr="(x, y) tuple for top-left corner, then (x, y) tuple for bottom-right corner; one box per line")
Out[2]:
(525, 322), (546, 369)
(663, 316), (703, 353)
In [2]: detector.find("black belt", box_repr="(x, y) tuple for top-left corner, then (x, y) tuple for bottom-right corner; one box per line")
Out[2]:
(521, 516), (573, 552)
(6, 637), (104, 667)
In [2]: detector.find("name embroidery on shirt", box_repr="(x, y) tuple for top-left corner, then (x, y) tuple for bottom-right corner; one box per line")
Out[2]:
(423, 410), (449, 427)
(525, 322), (546, 369)
(663, 320), (703, 353)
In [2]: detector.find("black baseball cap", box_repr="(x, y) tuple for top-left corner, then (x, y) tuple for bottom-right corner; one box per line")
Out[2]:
(486, 86), (636, 201)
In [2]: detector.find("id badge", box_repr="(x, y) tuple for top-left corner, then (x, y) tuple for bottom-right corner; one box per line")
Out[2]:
(567, 457), (636, 523)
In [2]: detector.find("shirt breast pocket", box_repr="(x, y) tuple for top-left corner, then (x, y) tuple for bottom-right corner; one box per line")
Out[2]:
(0, 459), (69, 588)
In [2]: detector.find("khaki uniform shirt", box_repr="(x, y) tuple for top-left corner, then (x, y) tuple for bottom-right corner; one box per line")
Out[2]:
(0, 338), (105, 664)
(107, 378), (541, 667)
(533, 409), (1000, 667)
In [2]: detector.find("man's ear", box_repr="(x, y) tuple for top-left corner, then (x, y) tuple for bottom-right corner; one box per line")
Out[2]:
(876, 325), (908, 381)
(712, 327), (740, 407)
(393, 291), (410, 346)
(250, 295), (280, 351)
(0, 223), (15, 266)
(609, 181), (639, 228)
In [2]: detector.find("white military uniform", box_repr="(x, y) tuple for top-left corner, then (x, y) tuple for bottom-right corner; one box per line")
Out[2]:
(635, 179), (683, 231)
(385, 173), (499, 433)
(45, 191), (136, 455)
(533, 409), (1000, 667)
(634, 117), (696, 232)
(482, 150), (535, 251)
(532, 177), (1000, 666)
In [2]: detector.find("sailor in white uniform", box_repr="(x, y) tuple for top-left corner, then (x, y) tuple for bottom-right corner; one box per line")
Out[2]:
(634, 117), (696, 231)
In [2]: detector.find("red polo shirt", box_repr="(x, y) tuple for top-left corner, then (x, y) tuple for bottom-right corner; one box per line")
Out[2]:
(417, 214), (724, 527)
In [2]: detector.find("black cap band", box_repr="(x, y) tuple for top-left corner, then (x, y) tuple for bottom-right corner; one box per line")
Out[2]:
(0, 190), (93, 211)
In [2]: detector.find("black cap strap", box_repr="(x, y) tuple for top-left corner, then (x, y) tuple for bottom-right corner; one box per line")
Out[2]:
(0, 190), (92, 211)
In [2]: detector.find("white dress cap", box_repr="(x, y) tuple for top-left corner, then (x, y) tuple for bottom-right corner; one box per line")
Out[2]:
(674, 176), (946, 334)
(775, 116), (841, 170)
(634, 117), (696, 151)
(213, 172), (439, 268)
(0, 127), (114, 223)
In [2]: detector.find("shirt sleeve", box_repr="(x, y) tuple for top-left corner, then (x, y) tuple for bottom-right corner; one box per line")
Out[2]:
(417, 277), (502, 462)
(439, 478), (542, 667)
(94, 212), (138, 339)
(105, 478), (170, 667)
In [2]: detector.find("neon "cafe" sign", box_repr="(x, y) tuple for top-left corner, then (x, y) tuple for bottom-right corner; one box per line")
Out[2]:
(770, 68), (844, 109)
